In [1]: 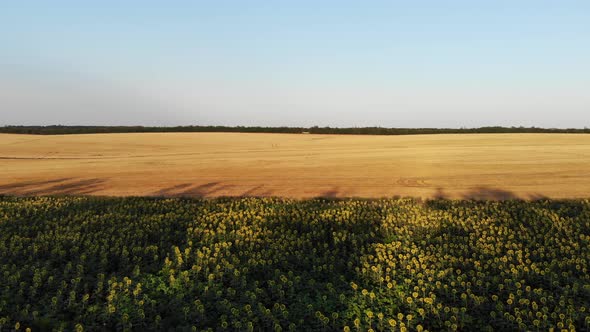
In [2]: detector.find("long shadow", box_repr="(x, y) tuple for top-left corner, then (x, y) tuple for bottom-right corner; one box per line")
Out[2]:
(429, 186), (518, 201)
(316, 187), (340, 199)
(34, 178), (105, 195)
(0, 178), (106, 196)
(0, 178), (73, 191)
(527, 193), (549, 201)
(461, 187), (519, 200)
(152, 183), (196, 196)
(152, 182), (227, 197)
(183, 183), (235, 196)
(430, 186), (549, 201)
(433, 187), (446, 199)
(426, 187), (523, 210)
(239, 185), (264, 197)
(153, 182), (279, 198)
(237, 185), (275, 197)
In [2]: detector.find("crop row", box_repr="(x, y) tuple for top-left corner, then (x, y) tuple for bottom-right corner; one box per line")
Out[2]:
(0, 196), (589, 331)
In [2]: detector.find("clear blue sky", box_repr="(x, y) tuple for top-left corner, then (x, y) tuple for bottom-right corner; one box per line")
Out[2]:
(1, 0), (589, 127)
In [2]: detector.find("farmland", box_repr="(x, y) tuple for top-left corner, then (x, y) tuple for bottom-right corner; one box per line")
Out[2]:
(2, 132), (590, 330)
(0, 196), (589, 331)
(2, 133), (590, 199)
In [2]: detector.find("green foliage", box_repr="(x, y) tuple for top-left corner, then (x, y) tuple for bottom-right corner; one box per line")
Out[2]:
(0, 196), (589, 331)
(1, 125), (590, 135)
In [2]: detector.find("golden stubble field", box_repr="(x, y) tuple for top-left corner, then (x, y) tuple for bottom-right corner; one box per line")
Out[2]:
(1, 132), (589, 199)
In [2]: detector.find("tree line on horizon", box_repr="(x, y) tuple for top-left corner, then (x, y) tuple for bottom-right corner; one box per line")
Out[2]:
(1, 125), (590, 135)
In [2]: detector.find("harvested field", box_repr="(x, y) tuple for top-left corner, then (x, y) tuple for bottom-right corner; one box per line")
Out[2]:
(1, 132), (589, 199)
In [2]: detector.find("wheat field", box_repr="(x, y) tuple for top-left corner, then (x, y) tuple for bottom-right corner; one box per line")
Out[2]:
(1, 132), (589, 199)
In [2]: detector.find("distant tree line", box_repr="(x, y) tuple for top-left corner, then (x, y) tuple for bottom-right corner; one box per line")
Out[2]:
(1, 125), (589, 135)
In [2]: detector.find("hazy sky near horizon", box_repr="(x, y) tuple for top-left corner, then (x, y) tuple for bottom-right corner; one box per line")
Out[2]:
(1, 1), (589, 128)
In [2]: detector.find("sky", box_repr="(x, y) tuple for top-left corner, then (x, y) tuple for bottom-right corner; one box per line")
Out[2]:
(1, 0), (589, 128)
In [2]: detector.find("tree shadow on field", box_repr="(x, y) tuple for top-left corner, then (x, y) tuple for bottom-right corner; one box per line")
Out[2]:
(430, 186), (548, 201)
(153, 182), (278, 198)
(239, 185), (272, 197)
(461, 187), (519, 200)
(314, 187), (341, 199)
(426, 186), (551, 211)
(0, 178), (106, 196)
(152, 182), (238, 197)
(321, 189), (339, 198)
(0, 178), (73, 191)
(433, 187), (447, 200)
(152, 183), (195, 196)
(527, 193), (549, 201)
(429, 186), (519, 201)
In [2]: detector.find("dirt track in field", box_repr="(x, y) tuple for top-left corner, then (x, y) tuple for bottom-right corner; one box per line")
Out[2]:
(1, 132), (589, 199)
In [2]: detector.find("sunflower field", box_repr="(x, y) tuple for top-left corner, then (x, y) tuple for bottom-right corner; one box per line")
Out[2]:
(0, 196), (589, 331)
